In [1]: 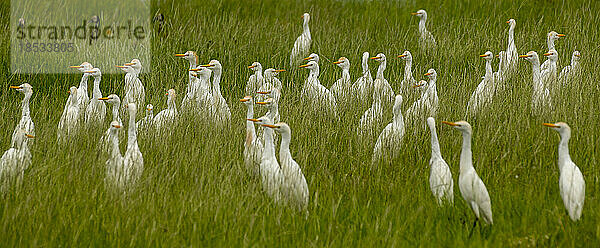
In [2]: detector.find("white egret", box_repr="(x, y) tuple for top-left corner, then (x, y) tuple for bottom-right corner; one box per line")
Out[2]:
(370, 53), (394, 109)
(442, 120), (493, 226)
(467, 51), (495, 117)
(84, 68), (106, 127)
(352, 52), (374, 105)
(240, 96), (262, 177)
(99, 94), (123, 154)
(541, 31), (565, 71)
(541, 49), (559, 89)
(263, 122), (309, 211)
(358, 81), (384, 138)
(290, 13), (311, 67)
(493, 51), (507, 85)
(136, 104), (154, 131)
(406, 69), (439, 132)
(259, 69), (285, 103)
(558, 51), (581, 85)
(0, 129), (34, 191)
(372, 95), (405, 165)
(105, 121), (125, 189)
(248, 117), (283, 202)
(118, 60), (145, 113)
(521, 51), (552, 113)
(543, 122), (585, 221)
(299, 61), (338, 118)
(246, 62), (264, 97)
(69, 62), (92, 114)
(9, 83), (34, 147)
(426, 117), (453, 205)
(331, 57), (352, 108)
(504, 19), (518, 75)
(176, 51), (202, 114)
(123, 103), (144, 186)
(411, 10), (437, 47)
(190, 67), (215, 115)
(199, 60), (231, 124)
(398, 51), (416, 96)
(153, 89), (179, 131)
(57, 86), (81, 142)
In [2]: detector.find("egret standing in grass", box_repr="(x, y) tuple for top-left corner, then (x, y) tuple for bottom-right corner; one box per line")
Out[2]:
(353, 52), (374, 106)
(372, 95), (405, 165)
(58, 86), (81, 143)
(504, 19), (518, 76)
(69, 62), (92, 114)
(426, 117), (453, 205)
(249, 117), (283, 202)
(541, 31), (565, 71)
(9, 83), (34, 147)
(84, 68), (106, 127)
(398, 51), (416, 96)
(467, 51), (495, 117)
(124, 103), (143, 187)
(521, 51), (552, 113)
(105, 121), (124, 189)
(153, 89), (179, 131)
(263, 122), (309, 211)
(240, 96), (262, 177)
(299, 61), (338, 118)
(290, 13), (311, 67)
(246, 62), (264, 97)
(0, 129), (34, 192)
(199, 60), (231, 125)
(543, 122), (585, 221)
(559, 51), (581, 86)
(443, 120), (493, 228)
(331, 57), (352, 109)
(411, 9), (436, 48)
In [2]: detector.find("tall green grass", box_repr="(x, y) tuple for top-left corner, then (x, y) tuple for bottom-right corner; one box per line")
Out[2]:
(1, 0), (599, 246)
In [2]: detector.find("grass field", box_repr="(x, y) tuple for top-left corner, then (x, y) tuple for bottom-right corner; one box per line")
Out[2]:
(1, 0), (600, 246)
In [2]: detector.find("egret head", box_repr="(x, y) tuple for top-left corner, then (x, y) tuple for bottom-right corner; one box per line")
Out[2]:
(262, 122), (291, 135)
(10, 83), (33, 95)
(543, 122), (571, 137)
(370, 53), (386, 62)
(247, 62), (263, 72)
(84, 67), (102, 78)
(412, 9), (427, 18)
(99, 94), (120, 105)
(572, 51), (581, 62)
(333, 57), (350, 69)
(543, 49), (558, 61)
(442, 120), (472, 134)
(302, 13), (310, 24)
(239, 95), (254, 105)
(397, 50), (412, 61)
(424, 68), (437, 81)
(299, 61), (318, 70)
(548, 31), (565, 41)
(304, 53), (319, 63)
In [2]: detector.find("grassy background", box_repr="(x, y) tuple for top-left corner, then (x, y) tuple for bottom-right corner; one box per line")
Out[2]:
(1, 0), (600, 246)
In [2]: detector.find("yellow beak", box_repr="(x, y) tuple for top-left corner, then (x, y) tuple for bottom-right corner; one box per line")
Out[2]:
(543, 52), (552, 56)
(84, 70), (95, 73)
(247, 118), (259, 122)
(248, 65), (256, 69)
(262, 124), (278, 128)
(69, 65), (82, 68)
(175, 54), (186, 57)
(199, 64), (212, 67)
(255, 102), (268, 105)
(370, 57), (381, 60)
(518, 54), (531, 58)
(257, 91), (271, 94)
(299, 64), (309, 68)
(543, 123), (559, 128)
(397, 54), (406, 58)
(98, 97), (109, 100)
(189, 68), (200, 71)
(112, 125), (121, 129)
(424, 72), (432, 76)
(333, 61), (343, 64)
(124, 62), (134, 66)
(557, 34), (566, 37)
(275, 69), (286, 72)
(411, 12), (418, 15)
(442, 121), (458, 126)
(479, 54), (488, 57)
(115, 65), (127, 68)
(506, 20), (510, 23)
(239, 98), (249, 102)
(10, 86), (22, 89)
(303, 56), (313, 60)
(25, 134), (35, 138)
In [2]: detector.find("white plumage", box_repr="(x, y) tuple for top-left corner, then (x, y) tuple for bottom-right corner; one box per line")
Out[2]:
(105, 121), (125, 189)
(0, 129), (33, 192)
(84, 68), (106, 127)
(398, 51), (416, 96)
(412, 9), (436, 47)
(201, 60), (231, 125)
(153, 89), (179, 131)
(543, 122), (585, 221)
(246, 62), (264, 97)
(331, 57), (352, 108)
(290, 13), (312, 67)
(58, 86), (81, 143)
(241, 97), (262, 177)
(558, 51), (581, 85)
(10, 83), (35, 147)
(467, 51), (496, 117)
(426, 117), (453, 205)
(443, 120), (493, 225)
(372, 95), (405, 165)
(521, 51), (552, 114)
(250, 117), (283, 202)
(69, 62), (92, 115)
(541, 31), (565, 71)
(300, 61), (338, 118)
(123, 103), (144, 187)
(406, 69), (439, 132)
(263, 122), (309, 211)
(352, 52), (374, 106)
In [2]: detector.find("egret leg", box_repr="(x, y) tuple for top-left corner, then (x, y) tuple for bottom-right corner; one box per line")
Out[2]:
(468, 218), (478, 238)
